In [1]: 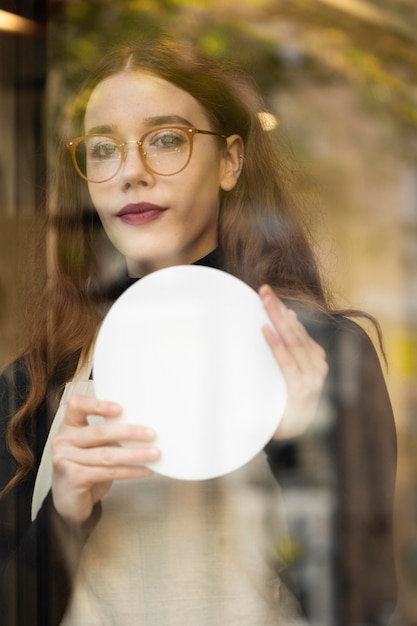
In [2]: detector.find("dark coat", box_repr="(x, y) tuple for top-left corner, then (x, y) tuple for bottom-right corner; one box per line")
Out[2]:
(0, 262), (397, 625)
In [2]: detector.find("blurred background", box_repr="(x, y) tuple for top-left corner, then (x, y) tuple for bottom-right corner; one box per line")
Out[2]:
(1, 0), (416, 623)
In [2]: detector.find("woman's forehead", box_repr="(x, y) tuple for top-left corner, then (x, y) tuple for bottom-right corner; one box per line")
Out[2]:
(84, 70), (210, 128)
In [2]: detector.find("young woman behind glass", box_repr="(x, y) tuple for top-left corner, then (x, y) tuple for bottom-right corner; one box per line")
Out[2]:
(0, 38), (397, 625)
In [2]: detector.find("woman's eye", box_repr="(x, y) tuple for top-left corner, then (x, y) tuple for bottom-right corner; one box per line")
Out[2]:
(90, 141), (120, 159)
(151, 130), (187, 150)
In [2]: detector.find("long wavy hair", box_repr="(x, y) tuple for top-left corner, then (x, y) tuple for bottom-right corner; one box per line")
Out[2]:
(1, 38), (371, 496)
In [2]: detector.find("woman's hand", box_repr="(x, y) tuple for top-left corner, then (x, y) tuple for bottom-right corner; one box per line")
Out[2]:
(51, 395), (159, 525)
(259, 285), (328, 439)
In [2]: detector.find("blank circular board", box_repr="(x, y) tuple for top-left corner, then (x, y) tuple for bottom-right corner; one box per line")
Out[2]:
(93, 265), (287, 480)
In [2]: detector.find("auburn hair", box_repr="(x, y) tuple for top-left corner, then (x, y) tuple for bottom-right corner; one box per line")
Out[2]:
(1, 38), (371, 496)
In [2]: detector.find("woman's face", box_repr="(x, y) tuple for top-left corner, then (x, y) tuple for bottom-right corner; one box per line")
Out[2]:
(84, 71), (243, 276)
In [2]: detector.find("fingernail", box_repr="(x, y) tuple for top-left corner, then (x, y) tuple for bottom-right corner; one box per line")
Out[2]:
(107, 402), (122, 412)
(259, 288), (272, 303)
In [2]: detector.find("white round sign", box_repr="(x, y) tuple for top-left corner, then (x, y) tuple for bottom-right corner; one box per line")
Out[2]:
(93, 265), (286, 480)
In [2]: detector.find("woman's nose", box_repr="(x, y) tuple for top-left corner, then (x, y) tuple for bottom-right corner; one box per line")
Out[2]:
(120, 141), (154, 188)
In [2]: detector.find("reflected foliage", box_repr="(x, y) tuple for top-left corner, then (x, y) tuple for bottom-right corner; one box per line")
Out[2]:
(49, 0), (417, 136)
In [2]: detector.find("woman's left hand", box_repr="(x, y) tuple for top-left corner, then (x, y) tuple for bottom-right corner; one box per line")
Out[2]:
(259, 284), (329, 439)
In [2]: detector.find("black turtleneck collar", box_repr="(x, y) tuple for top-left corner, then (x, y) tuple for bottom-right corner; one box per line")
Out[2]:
(193, 247), (224, 270)
(104, 248), (224, 301)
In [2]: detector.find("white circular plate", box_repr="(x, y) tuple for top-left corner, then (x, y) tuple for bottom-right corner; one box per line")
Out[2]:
(93, 265), (286, 480)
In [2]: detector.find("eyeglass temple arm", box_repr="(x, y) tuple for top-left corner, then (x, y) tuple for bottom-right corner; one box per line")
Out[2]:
(195, 129), (227, 139)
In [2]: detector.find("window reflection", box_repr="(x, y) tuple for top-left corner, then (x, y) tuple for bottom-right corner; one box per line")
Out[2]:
(1, 1), (417, 624)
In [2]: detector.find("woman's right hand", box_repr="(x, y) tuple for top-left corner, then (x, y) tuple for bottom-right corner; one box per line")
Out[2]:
(51, 395), (159, 525)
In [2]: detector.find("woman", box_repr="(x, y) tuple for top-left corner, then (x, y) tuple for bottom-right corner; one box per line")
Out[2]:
(0, 39), (397, 624)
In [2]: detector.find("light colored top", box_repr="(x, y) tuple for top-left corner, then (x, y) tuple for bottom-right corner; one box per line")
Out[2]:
(32, 356), (301, 625)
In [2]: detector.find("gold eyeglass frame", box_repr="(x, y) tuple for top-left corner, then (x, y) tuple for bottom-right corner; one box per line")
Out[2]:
(67, 126), (227, 183)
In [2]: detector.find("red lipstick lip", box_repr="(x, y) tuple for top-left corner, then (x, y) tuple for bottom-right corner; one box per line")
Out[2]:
(117, 202), (167, 226)
(117, 202), (167, 217)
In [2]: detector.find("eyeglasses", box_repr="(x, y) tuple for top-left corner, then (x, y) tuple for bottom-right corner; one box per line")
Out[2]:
(67, 126), (227, 183)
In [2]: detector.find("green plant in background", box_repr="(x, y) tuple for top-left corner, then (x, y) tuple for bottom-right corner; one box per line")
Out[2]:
(48, 0), (417, 137)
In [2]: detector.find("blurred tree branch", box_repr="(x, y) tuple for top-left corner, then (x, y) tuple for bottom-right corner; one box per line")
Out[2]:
(48, 0), (417, 136)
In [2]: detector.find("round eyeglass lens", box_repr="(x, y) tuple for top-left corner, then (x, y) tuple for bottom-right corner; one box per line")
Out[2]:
(142, 128), (190, 175)
(75, 136), (122, 183)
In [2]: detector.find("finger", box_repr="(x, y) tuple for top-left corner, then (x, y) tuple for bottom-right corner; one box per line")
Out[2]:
(260, 285), (326, 369)
(54, 461), (155, 488)
(65, 421), (157, 448)
(259, 287), (307, 363)
(65, 395), (122, 427)
(259, 285), (306, 345)
(259, 285), (328, 388)
(53, 441), (160, 468)
(259, 285), (298, 342)
(262, 325), (312, 399)
(263, 319), (327, 379)
(262, 323), (297, 371)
